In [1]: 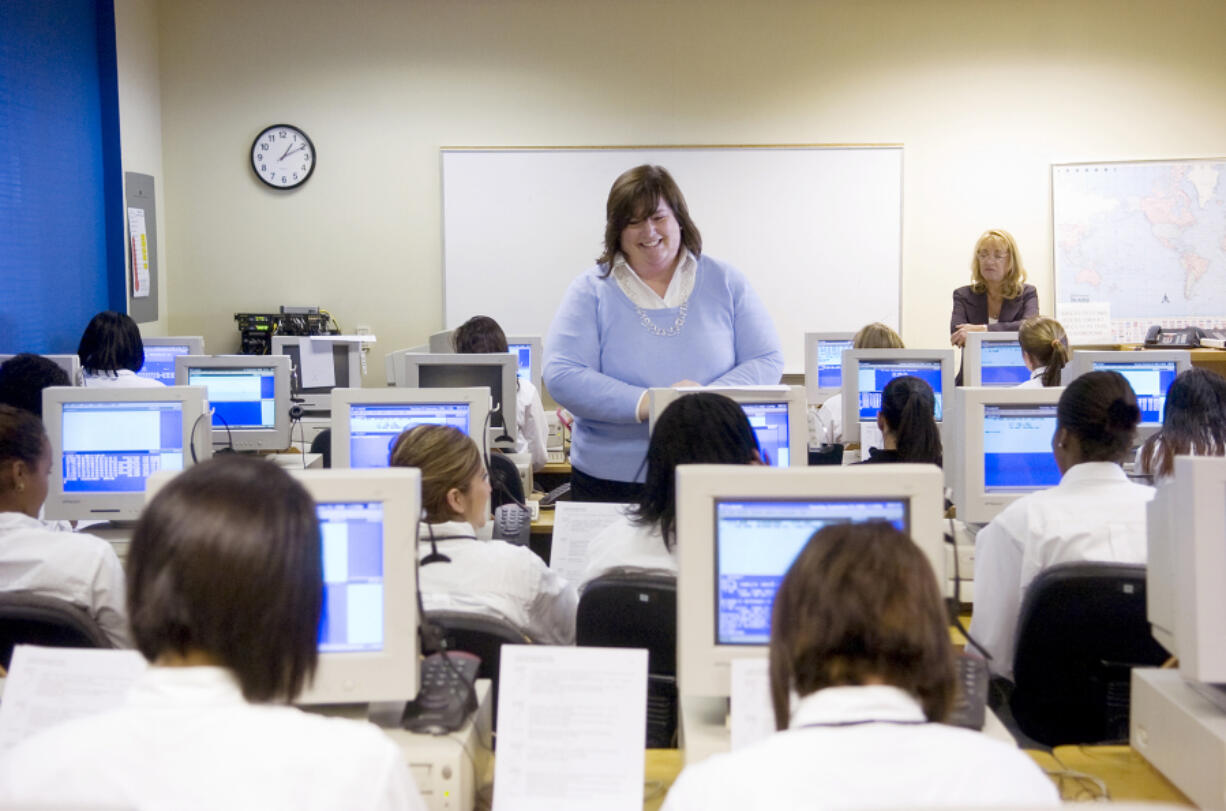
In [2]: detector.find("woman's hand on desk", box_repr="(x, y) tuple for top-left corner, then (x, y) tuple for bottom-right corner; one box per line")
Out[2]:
(951, 323), (987, 347)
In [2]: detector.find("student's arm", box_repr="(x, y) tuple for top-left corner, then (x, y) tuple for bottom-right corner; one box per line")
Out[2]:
(968, 515), (1026, 678)
(90, 543), (134, 648)
(524, 557), (578, 645)
(707, 272), (784, 387)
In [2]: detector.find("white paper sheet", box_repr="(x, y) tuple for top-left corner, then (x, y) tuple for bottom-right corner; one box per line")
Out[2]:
(859, 420), (885, 455)
(548, 501), (630, 584)
(493, 646), (647, 811)
(127, 207), (150, 298)
(297, 336), (336, 389)
(730, 657), (775, 751)
(0, 646), (147, 751)
(1056, 301), (1114, 344)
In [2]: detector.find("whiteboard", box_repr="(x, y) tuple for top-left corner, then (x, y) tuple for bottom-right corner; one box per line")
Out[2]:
(442, 146), (902, 373)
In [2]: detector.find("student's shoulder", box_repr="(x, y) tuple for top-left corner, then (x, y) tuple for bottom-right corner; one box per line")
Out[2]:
(923, 725), (1058, 799)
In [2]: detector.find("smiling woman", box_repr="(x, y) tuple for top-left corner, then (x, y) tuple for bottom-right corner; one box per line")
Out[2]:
(544, 165), (784, 501)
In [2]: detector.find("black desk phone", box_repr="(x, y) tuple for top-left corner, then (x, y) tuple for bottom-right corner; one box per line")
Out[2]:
(1144, 325), (1226, 347)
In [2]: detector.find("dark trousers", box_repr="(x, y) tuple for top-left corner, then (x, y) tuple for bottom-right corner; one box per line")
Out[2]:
(570, 465), (644, 504)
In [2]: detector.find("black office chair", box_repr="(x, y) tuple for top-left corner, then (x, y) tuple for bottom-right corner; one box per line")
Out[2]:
(309, 428), (332, 468)
(0, 592), (112, 670)
(422, 610), (532, 734)
(576, 573), (677, 748)
(1009, 561), (1168, 746)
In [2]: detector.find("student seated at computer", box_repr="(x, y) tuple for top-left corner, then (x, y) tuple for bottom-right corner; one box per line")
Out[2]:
(0, 354), (71, 416)
(970, 371), (1154, 679)
(452, 315), (549, 472)
(390, 424), (576, 644)
(0, 404), (131, 647)
(661, 522), (1058, 810)
(0, 455), (425, 809)
(1015, 316), (1069, 388)
(77, 310), (163, 388)
(1135, 367), (1226, 483)
(811, 322), (903, 445)
(853, 376), (942, 466)
(578, 392), (761, 592)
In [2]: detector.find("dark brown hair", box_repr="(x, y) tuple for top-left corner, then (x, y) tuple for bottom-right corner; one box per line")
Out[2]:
(452, 316), (509, 355)
(127, 455), (322, 702)
(597, 165), (702, 271)
(1018, 317), (1069, 387)
(879, 376), (942, 466)
(389, 423), (483, 523)
(1137, 368), (1226, 479)
(769, 522), (955, 729)
(1058, 370), (1142, 463)
(77, 310), (145, 374)
(0, 404), (46, 493)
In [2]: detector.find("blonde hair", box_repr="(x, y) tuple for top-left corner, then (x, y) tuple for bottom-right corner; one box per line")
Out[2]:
(1018, 316), (1069, 387)
(389, 424), (483, 523)
(970, 229), (1028, 298)
(853, 322), (904, 350)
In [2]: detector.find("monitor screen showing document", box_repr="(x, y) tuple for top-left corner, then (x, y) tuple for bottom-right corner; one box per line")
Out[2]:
(188, 367), (277, 429)
(980, 341), (1030, 386)
(1092, 360), (1177, 424)
(741, 401), (792, 467)
(816, 339), (854, 390)
(316, 500), (385, 654)
(508, 343), (532, 383)
(346, 401), (472, 469)
(982, 404), (1061, 493)
(60, 400), (185, 493)
(857, 360), (944, 421)
(714, 498), (908, 645)
(137, 344), (193, 385)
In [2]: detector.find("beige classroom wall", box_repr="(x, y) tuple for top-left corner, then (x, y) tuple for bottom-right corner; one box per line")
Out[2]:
(151, 0), (1226, 378)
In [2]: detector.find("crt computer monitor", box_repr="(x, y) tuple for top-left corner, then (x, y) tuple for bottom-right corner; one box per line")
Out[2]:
(271, 335), (364, 412)
(329, 386), (491, 468)
(42, 385), (211, 521)
(841, 348), (956, 448)
(951, 386), (1064, 524)
(136, 336), (205, 385)
(962, 332), (1030, 387)
(175, 355), (292, 451)
(427, 329), (455, 353)
(0, 354), (82, 386)
(397, 352), (518, 446)
(1062, 350), (1192, 439)
(803, 331), (855, 404)
(506, 335), (543, 392)
(675, 464), (946, 699)
(383, 345), (428, 387)
(647, 386), (808, 468)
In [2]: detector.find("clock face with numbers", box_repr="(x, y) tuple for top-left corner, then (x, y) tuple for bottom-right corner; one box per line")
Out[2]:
(250, 124), (316, 189)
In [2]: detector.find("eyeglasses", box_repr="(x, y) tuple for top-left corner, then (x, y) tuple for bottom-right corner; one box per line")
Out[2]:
(977, 251), (1010, 261)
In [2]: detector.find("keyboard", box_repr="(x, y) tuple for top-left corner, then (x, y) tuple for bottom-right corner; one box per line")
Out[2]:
(947, 653), (989, 730)
(402, 651), (480, 735)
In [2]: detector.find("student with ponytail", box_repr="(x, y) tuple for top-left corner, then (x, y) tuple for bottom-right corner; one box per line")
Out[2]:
(855, 376), (942, 466)
(970, 371), (1154, 679)
(1016, 316), (1069, 388)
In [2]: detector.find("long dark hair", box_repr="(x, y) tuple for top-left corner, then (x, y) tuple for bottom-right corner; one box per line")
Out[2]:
(1137, 368), (1226, 479)
(77, 310), (145, 374)
(634, 392), (758, 549)
(1058, 371), (1141, 463)
(879, 376), (942, 466)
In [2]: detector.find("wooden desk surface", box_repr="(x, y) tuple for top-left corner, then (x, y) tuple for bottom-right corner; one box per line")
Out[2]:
(1026, 745), (1193, 805)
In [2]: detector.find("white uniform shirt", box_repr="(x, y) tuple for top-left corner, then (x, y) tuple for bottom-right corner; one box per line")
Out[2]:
(577, 514), (677, 593)
(0, 666), (426, 810)
(418, 520), (577, 644)
(1015, 365), (1048, 389)
(81, 368), (165, 388)
(514, 378), (549, 472)
(662, 685), (1058, 810)
(814, 391), (843, 444)
(0, 511), (132, 647)
(969, 462), (1154, 679)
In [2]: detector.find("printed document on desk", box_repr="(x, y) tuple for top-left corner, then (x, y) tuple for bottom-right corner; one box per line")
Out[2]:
(548, 501), (631, 584)
(494, 646), (647, 811)
(731, 657), (775, 751)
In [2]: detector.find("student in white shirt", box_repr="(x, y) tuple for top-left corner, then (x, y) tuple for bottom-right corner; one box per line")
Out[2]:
(391, 423), (575, 644)
(77, 309), (164, 388)
(1135, 367), (1226, 483)
(662, 522), (1058, 810)
(812, 322), (903, 445)
(971, 371), (1154, 680)
(1014, 315), (1069, 389)
(452, 315), (549, 472)
(0, 455), (425, 810)
(578, 391), (761, 591)
(0, 404), (131, 647)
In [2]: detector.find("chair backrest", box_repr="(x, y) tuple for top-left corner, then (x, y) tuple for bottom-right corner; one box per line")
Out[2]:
(423, 610), (530, 681)
(0, 592), (113, 669)
(309, 427), (332, 468)
(576, 573), (677, 676)
(487, 451), (524, 509)
(1010, 560), (1168, 746)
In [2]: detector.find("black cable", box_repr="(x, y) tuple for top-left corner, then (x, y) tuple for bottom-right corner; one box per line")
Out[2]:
(946, 516), (991, 661)
(213, 410), (234, 453)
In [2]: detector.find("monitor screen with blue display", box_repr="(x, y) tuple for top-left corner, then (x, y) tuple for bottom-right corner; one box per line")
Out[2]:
(188, 366), (277, 429)
(508, 343), (532, 383)
(983, 404), (1061, 493)
(856, 360), (944, 421)
(1092, 360), (1177, 424)
(137, 344), (194, 385)
(980, 340), (1031, 386)
(316, 500), (385, 654)
(740, 401), (792, 467)
(816, 339), (854, 390)
(347, 401), (471, 469)
(60, 400), (185, 493)
(714, 497), (909, 645)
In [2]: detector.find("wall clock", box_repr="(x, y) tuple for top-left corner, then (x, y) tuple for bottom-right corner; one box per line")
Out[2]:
(250, 124), (315, 189)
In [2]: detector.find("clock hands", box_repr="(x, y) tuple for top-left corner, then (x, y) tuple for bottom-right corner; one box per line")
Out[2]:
(278, 143), (307, 161)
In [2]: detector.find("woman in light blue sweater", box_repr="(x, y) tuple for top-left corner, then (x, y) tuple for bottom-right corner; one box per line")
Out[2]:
(544, 165), (783, 501)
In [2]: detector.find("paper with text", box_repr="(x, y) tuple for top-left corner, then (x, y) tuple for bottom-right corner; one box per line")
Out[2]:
(548, 501), (630, 584)
(493, 646), (647, 811)
(1056, 301), (1114, 344)
(127, 207), (150, 298)
(859, 420), (885, 455)
(0, 646), (147, 751)
(297, 337), (336, 389)
(731, 657), (775, 750)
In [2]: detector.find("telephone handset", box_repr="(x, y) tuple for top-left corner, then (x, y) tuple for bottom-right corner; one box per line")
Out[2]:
(1144, 325), (1204, 347)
